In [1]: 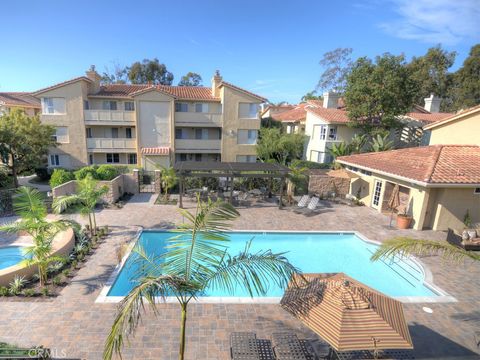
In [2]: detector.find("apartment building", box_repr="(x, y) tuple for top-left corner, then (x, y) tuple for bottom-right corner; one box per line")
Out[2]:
(0, 92), (40, 116)
(33, 67), (266, 170)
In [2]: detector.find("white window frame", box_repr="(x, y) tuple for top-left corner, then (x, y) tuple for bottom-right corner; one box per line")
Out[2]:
(195, 103), (209, 113)
(42, 97), (66, 115)
(328, 126), (337, 140)
(237, 129), (258, 145)
(175, 103), (189, 112)
(371, 180), (383, 209)
(124, 101), (135, 111)
(239, 103), (259, 119)
(53, 127), (69, 143)
(319, 126), (327, 140)
(103, 101), (117, 111)
(50, 154), (60, 167)
(106, 153), (120, 163)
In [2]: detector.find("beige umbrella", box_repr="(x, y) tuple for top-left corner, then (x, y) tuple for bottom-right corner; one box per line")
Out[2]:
(281, 273), (413, 352)
(388, 184), (400, 227)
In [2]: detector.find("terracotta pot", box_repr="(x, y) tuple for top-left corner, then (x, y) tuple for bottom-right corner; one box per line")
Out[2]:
(397, 214), (412, 229)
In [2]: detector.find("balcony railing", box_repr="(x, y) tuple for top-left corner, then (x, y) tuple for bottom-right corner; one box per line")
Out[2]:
(84, 110), (135, 125)
(174, 112), (222, 127)
(87, 138), (136, 151)
(175, 139), (221, 152)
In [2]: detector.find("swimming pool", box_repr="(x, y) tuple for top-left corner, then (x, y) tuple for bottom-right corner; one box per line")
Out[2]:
(105, 231), (443, 301)
(0, 246), (28, 270)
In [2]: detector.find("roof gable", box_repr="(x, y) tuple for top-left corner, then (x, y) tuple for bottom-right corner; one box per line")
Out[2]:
(423, 105), (480, 130)
(33, 76), (92, 96)
(0, 92), (40, 108)
(219, 81), (267, 102)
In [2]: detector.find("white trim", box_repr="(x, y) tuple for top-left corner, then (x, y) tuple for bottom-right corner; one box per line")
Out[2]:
(95, 229), (454, 305)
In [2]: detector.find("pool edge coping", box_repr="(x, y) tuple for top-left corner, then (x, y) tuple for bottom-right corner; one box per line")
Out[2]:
(95, 229), (456, 304)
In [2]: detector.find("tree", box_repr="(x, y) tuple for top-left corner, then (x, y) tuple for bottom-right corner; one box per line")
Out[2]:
(159, 166), (178, 199)
(371, 237), (480, 263)
(256, 128), (305, 165)
(286, 163), (308, 204)
(53, 175), (109, 236)
(344, 53), (417, 132)
(407, 45), (456, 111)
(328, 142), (352, 169)
(103, 198), (298, 360)
(0, 109), (56, 187)
(0, 187), (73, 287)
(301, 91), (322, 101)
(317, 48), (353, 92)
(101, 62), (128, 84)
(260, 116), (282, 129)
(127, 58), (174, 85)
(452, 44), (480, 110)
(178, 72), (203, 86)
(370, 133), (394, 152)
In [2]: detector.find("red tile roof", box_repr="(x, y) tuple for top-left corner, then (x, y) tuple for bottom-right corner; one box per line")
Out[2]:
(219, 81), (267, 102)
(93, 84), (220, 101)
(141, 147), (170, 155)
(405, 112), (453, 123)
(0, 92), (40, 108)
(33, 76), (92, 96)
(305, 102), (350, 124)
(423, 104), (480, 130)
(272, 103), (308, 122)
(260, 104), (295, 117)
(337, 145), (480, 185)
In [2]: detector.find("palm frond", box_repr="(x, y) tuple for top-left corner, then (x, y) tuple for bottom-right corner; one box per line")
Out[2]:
(103, 275), (200, 360)
(371, 237), (480, 263)
(52, 194), (82, 214)
(12, 186), (47, 219)
(207, 240), (299, 297)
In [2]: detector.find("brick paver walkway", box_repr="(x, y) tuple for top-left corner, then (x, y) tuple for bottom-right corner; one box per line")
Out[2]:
(1, 195), (479, 359)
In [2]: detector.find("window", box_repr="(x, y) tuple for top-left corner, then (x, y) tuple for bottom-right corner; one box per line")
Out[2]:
(195, 128), (209, 140)
(474, 188), (480, 195)
(128, 153), (137, 164)
(238, 103), (259, 118)
(195, 103), (209, 113)
(124, 101), (135, 111)
(328, 126), (337, 140)
(319, 126), (327, 140)
(89, 154), (93, 165)
(52, 127), (69, 143)
(84, 100), (90, 110)
(111, 128), (119, 138)
(236, 155), (257, 163)
(42, 97), (66, 115)
(180, 154), (187, 161)
(237, 129), (258, 145)
(175, 103), (188, 112)
(195, 154), (202, 162)
(175, 128), (185, 139)
(50, 154), (60, 166)
(106, 153), (120, 163)
(372, 180), (383, 209)
(126, 128), (132, 139)
(102, 101), (117, 111)
(86, 128), (92, 138)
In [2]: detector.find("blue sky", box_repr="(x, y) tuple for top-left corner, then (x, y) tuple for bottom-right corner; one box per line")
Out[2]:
(0, 0), (478, 104)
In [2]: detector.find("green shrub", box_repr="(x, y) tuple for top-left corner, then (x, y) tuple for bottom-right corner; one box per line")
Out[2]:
(0, 166), (10, 188)
(96, 164), (119, 180)
(291, 159), (331, 170)
(22, 288), (36, 297)
(35, 167), (51, 180)
(49, 169), (74, 188)
(62, 269), (71, 278)
(74, 165), (98, 180)
(0, 286), (9, 296)
(41, 287), (49, 296)
(9, 275), (26, 295)
(52, 275), (62, 286)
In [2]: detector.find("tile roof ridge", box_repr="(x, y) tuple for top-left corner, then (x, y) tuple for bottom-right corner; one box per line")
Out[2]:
(425, 145), (444, 183)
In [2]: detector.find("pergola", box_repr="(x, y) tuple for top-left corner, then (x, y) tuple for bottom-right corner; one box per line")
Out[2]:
(173, 161), (290, 209)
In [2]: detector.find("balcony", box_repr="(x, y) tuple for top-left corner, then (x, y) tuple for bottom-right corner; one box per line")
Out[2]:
(175, 139), (221, 153)
(87, 138), (136, 152)
(174, 112), (222, 127)
(84, 110), (135, 125)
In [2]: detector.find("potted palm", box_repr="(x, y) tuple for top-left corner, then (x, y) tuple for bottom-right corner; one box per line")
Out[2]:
(396, 208), (413, 229)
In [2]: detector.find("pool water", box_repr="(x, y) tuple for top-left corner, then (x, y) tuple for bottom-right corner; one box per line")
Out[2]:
(0, 246), (28, 270)
(107, 231), (437, 298)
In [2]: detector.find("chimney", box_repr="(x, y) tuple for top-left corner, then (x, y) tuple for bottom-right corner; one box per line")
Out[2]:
(86, 65), (101, 93)
(211, 70), (222, 98)
(424, 94), (441, 113)
(323, 91), (340, 109)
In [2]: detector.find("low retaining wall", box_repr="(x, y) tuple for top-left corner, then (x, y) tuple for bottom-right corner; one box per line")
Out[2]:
(0, 227), (75, 287)
(52, 174), (138, 204)
(308, 169), (350, 198)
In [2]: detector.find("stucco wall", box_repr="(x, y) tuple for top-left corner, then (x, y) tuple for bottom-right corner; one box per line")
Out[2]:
(429, 111), (480, 146)
(308, 170), (350, 198)
(52, 180), (77, 198)
(0, 228), (75, 287)
(220, 86), (260, 162)
(39, 80), (90, 168)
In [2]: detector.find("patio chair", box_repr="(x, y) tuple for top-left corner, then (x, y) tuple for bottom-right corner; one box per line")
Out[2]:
(230, 332), (275, 360)
(272, 332), (323, 360)
(297, 195), (310, 208)
(306, 197), (320, 211)
(237, 192), (251, 206)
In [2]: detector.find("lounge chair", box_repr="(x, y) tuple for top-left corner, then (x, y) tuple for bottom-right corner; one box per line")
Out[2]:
(230, 332), (275, 360)
(272, 332), (324, 360)
(447, 229), (480, 251)
(297, 195), (310, 208)
(306, 196), (320, 211)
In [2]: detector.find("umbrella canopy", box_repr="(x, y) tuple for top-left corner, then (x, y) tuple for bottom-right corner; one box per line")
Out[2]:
(388, 184), (401, 211)
(281, 273), (413, 352)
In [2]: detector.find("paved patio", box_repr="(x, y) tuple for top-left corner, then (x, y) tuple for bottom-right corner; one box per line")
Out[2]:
(0, 194), (479, 359)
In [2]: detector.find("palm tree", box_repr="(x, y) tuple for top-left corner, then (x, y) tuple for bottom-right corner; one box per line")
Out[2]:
(286, 163), (308, 204)
(53, 175), (108, 236)
(159, 165), (178, 200)
(104, 198), (299, 360)
(370, 133), (394, 152)
(371, 237), (480, 263)
(0, 187), (73, 286)
(328, 142), (352, 169)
